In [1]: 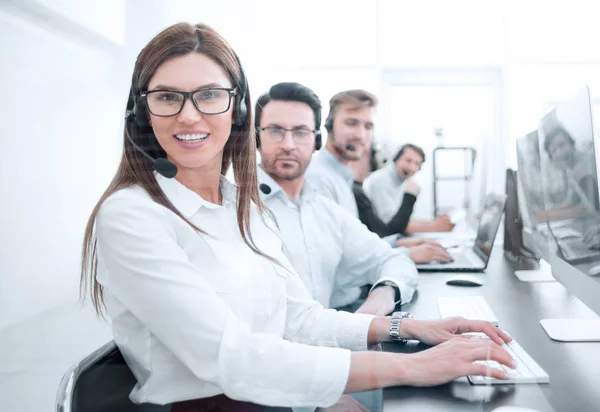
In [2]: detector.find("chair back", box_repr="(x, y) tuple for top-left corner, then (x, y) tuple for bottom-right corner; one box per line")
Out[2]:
(56, 340), (139, 412)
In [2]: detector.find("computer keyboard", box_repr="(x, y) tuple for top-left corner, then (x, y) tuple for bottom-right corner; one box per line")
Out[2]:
(468, 333), (550, 385)
(551, 226), (581, 239)
(437, 296), (499, 326)
(559, 238), (600, 262)
(437, 296), (550, 385)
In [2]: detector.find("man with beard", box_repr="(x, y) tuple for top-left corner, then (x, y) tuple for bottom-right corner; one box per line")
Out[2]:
(255, 82), (418, 318)
(364, 143), (455, 234)
(303, 88), (450, 262)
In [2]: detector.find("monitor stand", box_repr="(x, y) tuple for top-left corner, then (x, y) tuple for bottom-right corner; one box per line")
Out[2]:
(540, 319), (600, 342)
(514, 259), (555, 282)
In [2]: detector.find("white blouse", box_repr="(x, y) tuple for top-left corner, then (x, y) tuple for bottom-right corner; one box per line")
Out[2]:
(95, 174), (375, 409)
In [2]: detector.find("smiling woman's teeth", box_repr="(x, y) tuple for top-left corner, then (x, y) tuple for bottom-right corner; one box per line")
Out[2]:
(175, 133), (208, 142)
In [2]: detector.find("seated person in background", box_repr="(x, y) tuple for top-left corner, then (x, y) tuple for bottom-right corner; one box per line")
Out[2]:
(353, 146), (451, 263)
(82, 23), (516, 412)
(364, 143), (455, 234)
(304, 89), (376, 217)
(304, 89), (450, 264)
(255, 82), (418, 316)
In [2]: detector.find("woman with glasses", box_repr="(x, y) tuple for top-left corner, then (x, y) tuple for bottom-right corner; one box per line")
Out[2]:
(80, 22), (514, 412)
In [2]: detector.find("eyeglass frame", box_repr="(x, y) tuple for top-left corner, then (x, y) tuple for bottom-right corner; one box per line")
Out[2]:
(140, 87), (239, 117)
(256, 126), (321, 143)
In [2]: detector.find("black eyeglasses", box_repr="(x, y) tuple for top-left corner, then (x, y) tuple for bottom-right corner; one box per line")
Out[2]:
(141, 87), (238, 117)
(257, 126), (319, 145)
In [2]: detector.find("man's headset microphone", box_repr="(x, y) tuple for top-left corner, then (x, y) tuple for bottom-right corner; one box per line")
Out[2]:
(123, 53), (249, 180)
(324, 117), (357, 154)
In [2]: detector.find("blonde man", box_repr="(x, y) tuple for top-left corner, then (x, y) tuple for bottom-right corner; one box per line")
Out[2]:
(305, 90), (377, 216)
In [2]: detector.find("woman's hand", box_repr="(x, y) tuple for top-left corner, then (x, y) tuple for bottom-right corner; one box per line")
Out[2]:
(402, 317), (512, 346)
(397, 336), (516, 386)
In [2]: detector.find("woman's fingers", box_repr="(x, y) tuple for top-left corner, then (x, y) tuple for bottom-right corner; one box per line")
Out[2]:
(469, 338), (516, 369)
(468, 363), (510, 380)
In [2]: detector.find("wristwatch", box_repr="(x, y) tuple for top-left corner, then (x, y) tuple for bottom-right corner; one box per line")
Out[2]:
(389, 311), (413, 343)
(372, 280), (401, 303)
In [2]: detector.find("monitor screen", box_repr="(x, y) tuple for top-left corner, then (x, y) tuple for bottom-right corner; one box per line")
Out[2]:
(537, 87), (600, 263)
(516, 130), (545, 229)
(475, 193), (507, 259)
(539, 88), (600, 316)
(538, 86), (600, 218)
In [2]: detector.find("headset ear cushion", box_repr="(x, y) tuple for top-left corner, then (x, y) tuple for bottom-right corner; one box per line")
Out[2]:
(315, 132), (322, 150)
(324, 118), (333, 133)
(133, 100), (151, 132)
(235, 98), (248, 127)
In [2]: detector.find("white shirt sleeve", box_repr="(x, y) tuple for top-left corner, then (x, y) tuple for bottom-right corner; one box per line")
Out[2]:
(95, 194), (360, 408)
(363, 172), (398, 224)
(274, 252), (376, 351)
(261, 213), (376, 351)
(332, 202), (419, 305)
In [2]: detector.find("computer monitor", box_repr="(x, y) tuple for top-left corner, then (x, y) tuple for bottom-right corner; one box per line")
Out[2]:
(536, 86), (600, 341)
(516, 130), (546, 230)
(515, 130), (552, 260)
(474, 193), (507, 259)
(538, 86), (600, 217)
(537, 86), (600, 256)
(504, 168), (537, 262)
(542, 246), (600, 342)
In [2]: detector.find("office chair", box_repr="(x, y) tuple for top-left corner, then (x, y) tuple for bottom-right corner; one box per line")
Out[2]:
(55, 340), (142, 412)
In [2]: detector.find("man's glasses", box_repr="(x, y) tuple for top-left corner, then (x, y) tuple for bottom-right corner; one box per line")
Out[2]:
(257, 126), (319, 145)
(141, 87), (238, 117)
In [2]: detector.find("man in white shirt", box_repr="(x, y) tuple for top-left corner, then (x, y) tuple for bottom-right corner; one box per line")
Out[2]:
(303, 89), (450, 263)
(255, 82), (419, 317)
(304, 89), (376, 218)
(364, 143), (455, 234)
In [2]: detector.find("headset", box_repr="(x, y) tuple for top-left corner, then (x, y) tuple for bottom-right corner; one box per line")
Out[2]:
(323, 116), (356, 152)
(125, 49), (249, 178)
(315, 130), (322, 150)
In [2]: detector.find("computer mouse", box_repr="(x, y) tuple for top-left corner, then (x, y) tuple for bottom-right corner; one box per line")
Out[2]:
(588, 265), (600, 276)
(446, 275), (484, 287)
(490, 406), (543, 412)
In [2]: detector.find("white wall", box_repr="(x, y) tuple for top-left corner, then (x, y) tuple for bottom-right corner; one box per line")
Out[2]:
(3, 0), (600, 329)
(0, 1), (124, 329)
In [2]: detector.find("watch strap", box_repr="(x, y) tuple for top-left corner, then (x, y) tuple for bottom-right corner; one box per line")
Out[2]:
(389, 311), (412, 342)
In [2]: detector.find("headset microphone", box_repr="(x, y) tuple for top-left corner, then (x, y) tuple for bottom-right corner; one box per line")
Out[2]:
(125, 112), (178, 178)
(259, 183), (272, 194)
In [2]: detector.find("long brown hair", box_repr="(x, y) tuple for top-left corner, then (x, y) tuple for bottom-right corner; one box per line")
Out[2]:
(81, 23), (272, 315)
